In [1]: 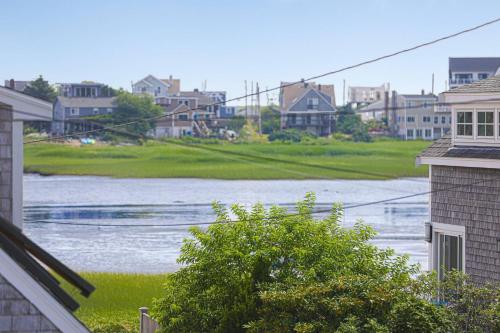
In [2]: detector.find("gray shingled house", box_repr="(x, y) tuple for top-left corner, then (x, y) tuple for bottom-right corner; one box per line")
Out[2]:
(0, 87), (94, 332)
(417, 75), (500, 284)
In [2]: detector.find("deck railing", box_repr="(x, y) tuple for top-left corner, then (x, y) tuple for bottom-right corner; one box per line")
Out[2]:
(139, 307), (160, 333)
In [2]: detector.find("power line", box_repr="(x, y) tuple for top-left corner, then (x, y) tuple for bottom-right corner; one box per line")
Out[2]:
(24, 175), (498, 228)
(22, 17), (500, 144)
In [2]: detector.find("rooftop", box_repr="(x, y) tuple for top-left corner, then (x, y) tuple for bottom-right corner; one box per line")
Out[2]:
(57, 96), (117, 108)
(0, 217), (94, 312)
(444, 74), (500, 94)
(449, 57), (500, 73)
(418, 134), (500, 160)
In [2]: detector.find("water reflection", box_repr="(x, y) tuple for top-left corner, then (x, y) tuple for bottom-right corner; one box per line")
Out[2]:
(23, 175), (429, 273)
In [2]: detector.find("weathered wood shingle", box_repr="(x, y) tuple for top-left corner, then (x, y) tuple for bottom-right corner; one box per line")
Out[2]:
(431, 166), (500, 284)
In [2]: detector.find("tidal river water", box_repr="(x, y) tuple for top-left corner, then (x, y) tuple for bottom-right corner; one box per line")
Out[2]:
(23, 174), (430, 273)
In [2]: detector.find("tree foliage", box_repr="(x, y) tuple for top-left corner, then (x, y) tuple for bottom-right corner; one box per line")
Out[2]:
(336, 105), (371, 142)
(153, 194), (461, 333)
(268, 129), (315, 143)
(261, 105), (281, 134)
(111, 92), (163, 137)
(227, 115), (246, 132)
(23, 75), (57, 103)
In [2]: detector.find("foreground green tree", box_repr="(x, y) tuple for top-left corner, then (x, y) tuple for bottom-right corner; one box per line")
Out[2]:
(153, 194), (460, 332)
(111, 92), (163, 137)
(23, 75), (57, 103)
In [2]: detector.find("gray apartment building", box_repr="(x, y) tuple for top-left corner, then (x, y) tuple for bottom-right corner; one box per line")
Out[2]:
(395, 92), (451, 140)
(449, 57), (500, 89)
(417, 75), (500, 284)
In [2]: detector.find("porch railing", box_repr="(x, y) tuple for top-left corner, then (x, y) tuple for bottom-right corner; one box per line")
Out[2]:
(139, 307), (160, 333)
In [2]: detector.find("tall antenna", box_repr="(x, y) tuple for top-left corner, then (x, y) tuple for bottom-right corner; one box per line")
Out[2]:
(343, 79), (346, 106)
(244, 80), (248, 120)
(257, 82), (262, 134)
(251, 81), (254, 118)
(431, 73), (435, 94)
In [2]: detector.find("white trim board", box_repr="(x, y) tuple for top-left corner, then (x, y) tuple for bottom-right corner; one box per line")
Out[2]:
(0, 249), (90, 333)
(417, 156), (500, 169)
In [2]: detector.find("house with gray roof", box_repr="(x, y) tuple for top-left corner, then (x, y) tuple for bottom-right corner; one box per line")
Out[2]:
(52, 96), (117, 135)
(132, 75), (180, 99)
(279, 82), (336, 136)
(449, 57), (500, 89)
(417, 74), (500, 284)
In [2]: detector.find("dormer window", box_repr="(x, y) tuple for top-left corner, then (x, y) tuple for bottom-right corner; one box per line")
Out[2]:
(456, 111), (473, 136)
(307, 98), (319, 110)
(477, 111), (494, 137)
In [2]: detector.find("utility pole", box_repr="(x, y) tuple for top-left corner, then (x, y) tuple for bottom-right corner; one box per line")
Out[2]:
(343, 79), (346, 106)
(432, 73), (435, 94)
(244, 80), (248, 120)
(250, 81), (254, 119)
(256, 82), (262, 134)
(384, 90), (389, 129)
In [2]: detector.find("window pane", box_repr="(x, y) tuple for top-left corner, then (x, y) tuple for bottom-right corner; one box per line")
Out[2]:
(465, 125), (473, 136)
(465, 112), (473, 123)
(478, 125), (485, 136)
(486, 112), (494, 123)
(457, 112), (464, 123)
(486, 125), (494, 136)
(457, 124), (464, 136)
(449, 235), (458, 270)
(459, 236), (463, 271)
(439, 234), (445, 280)
(478, 112), (486, 123)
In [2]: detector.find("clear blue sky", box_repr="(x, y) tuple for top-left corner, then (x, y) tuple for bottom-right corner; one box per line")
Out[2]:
(2, 0), (500, 105)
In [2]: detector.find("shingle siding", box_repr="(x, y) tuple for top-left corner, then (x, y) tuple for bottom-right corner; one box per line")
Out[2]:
(0, 272), (60, 332)
(431, 165), (500, 284)
(0, 107), (12, 224)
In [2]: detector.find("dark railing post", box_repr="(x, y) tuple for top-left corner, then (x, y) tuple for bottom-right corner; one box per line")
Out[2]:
(139, 307), (148, 333)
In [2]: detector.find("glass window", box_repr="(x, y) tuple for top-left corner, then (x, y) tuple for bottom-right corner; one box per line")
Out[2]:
(456, 111), (473, 136)
(477, 111), (494, 137)
(436, 233), (463, 281)
(425, 129), (432, 138)
(441, 116), (446, 124)
(406, 129), (414, 138)
(307, 98), (319, 110)
(416, 129), (423, 138)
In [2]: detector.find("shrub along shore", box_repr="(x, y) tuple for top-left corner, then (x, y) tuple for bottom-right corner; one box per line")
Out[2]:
(24, 139), (430, 180)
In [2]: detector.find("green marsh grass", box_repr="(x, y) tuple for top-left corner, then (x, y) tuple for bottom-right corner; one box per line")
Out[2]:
(24, 139), (431, 179)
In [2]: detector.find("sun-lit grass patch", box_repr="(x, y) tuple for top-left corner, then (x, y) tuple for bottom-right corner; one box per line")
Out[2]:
(62, 273), (166, 333)
(24, 139), (430, 179)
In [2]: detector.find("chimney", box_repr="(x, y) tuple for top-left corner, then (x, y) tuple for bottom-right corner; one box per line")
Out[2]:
(421, 89), (425, 95)
(9, 79), (15, 89)
(318, 84), (322, 91)
(194, 88), (199, 93)
(169, 75), (173, 81)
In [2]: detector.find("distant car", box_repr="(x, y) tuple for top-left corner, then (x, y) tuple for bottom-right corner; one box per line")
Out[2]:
(80, 138), (96, 145)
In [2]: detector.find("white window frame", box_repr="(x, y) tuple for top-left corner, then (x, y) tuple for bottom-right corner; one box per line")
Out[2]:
(453, 107), (500, 146)
(431, 222), (465, 280)
(476, 109), (495, 138)
(455, 109), (474, 138)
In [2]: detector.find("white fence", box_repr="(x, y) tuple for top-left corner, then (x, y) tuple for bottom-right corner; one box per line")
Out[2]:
(139, 307), (160, 333)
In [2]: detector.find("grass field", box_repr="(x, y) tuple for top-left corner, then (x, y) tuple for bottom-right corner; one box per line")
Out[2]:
(24, 139), (431, 180)
(63, 273), (166, 332)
